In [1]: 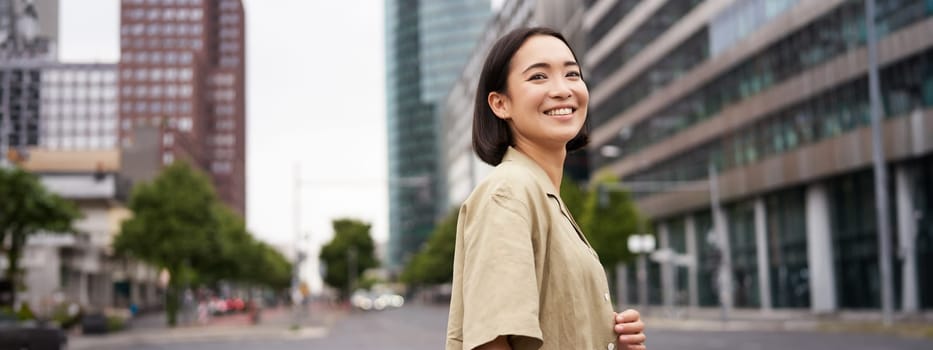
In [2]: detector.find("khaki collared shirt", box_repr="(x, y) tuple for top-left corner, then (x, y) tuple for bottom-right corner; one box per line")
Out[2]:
(446, 147), (617, 350)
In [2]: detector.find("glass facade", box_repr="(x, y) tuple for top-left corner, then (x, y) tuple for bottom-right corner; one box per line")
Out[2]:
(593, 0), (933, 170)
(828, 170), (902, 309)
(765, 188), (810, 308)
(586, 0), (642, 49)
(727, 201), (759, 308)
(385, 0), (490, 268)
(587, 0), (933, 312)
(667, 218), (690, 306)
(0, 67), (41, 148)
(694, 211), (719, 307)
(626, 47), (933, 185)
(589, 0), (705, 109)
(912, 156), (933, 309)
(589, 0), (702, 89)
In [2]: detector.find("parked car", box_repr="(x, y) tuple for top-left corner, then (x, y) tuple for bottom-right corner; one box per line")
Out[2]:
(0, 317), (67, 350)
(350, 290), (405, 311)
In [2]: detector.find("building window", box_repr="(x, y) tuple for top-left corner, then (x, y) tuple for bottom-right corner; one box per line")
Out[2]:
(150, 85), (163, 98)
(211, 161), (232, 174)
(766, 188), (810, 308)
(163, 152), (174, 165)
(163, 132), (174, 146)
(178, 117), (193, 131)
(829, 171), (901, 309)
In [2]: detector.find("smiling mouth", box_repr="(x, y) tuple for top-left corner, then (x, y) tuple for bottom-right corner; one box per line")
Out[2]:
(544, 107), (575, 116)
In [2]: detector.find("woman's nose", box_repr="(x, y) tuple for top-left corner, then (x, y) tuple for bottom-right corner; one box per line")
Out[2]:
(548, 80), (572, 99)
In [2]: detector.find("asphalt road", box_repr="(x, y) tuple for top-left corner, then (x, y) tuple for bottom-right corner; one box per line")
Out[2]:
(90, 303), (933, 350)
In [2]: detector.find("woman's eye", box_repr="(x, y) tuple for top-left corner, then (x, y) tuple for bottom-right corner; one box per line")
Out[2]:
(528, 73), (546, 81)
(567, 71), (582, 78)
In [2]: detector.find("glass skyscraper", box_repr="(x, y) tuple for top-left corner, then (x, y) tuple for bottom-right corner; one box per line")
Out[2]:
(385, 0), (490, 269)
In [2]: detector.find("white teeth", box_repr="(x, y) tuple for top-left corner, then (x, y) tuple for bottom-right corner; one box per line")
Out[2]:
(545, 108), (573, 116)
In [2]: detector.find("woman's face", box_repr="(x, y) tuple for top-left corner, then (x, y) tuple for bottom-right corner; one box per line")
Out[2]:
(489, 35), (588, 150)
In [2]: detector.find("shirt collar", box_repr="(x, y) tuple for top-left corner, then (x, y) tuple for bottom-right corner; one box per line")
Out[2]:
(501, 146), (559, 195)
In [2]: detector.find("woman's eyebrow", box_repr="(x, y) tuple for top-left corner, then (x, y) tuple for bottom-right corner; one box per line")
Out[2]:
(521, 61), (579, 74)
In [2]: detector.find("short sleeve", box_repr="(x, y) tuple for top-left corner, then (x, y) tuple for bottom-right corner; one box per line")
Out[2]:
(460, 190), (543, 350)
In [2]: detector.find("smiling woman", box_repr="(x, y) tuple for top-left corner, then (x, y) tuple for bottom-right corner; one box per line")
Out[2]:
(446, 27), (647, 350)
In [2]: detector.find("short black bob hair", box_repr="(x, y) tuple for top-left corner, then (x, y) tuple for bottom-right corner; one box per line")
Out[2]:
(472, 27), (589, 166)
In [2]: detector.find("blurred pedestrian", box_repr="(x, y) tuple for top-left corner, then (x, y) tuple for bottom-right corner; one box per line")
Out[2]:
(445, 27), (647, 350)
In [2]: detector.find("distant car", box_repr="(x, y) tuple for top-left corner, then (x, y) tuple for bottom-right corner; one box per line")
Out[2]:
(0, 322), (67, 350)
(226, 297), (245, 312)
(351, 290), (405, 311)
(81, 312), (108, 335)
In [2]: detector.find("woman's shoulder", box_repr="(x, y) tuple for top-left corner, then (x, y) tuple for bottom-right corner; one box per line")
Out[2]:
(466, 161), (548, 206)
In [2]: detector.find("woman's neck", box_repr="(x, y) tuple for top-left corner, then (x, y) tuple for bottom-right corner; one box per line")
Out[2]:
(512, 139), (566, 190)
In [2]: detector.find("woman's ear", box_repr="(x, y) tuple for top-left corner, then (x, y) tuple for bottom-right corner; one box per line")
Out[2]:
(488, 91), (511, 120)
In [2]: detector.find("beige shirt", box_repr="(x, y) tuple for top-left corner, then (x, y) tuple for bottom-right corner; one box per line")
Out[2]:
(446, 147), (617, 350)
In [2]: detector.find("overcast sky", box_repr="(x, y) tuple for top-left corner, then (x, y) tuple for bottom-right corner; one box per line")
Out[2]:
(61, 0), (390, 290)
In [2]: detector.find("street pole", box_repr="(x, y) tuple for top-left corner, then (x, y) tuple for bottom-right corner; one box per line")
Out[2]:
(865, 0), (895, 327)
(708, 164), (731, 323)
(292, 164), (302, 326)
(0, 72), (8, 169)
(637, 253), (648, 313)
(347, 246), (357, 294)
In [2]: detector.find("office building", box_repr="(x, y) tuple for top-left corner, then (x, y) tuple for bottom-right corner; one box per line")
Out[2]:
(385, 0), (491, 268)
(584, 0), (933, 313)
(119, 0), (246, 216)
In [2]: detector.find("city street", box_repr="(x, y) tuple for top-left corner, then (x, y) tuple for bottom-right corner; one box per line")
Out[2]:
(83, 303), (933, 350)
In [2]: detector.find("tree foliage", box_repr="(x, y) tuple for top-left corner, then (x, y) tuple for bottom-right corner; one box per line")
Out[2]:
(114, 161), (290, 325)
(400, 207), (458, 286)
(579, 171), (643, 269)
(560, 175), (587, 221)
(319, 218), (379, 298)
(0, 167), (81, 306)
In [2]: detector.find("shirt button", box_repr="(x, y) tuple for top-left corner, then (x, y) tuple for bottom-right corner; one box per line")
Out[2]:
(607, 343), (616, 350)
(604, 293), (610, 301)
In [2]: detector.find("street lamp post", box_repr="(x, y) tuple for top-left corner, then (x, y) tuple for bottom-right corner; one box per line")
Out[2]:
(627, 234), (656, 312)
(865, 0), (895, 327)
(596, 163), (730, 321)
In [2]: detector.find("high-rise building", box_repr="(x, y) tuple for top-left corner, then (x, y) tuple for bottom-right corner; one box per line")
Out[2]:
(585, 0), (933, 313)
(441, 0), (589, 209)
(385, 0), (491, 269)
(118, 0), (246, 216)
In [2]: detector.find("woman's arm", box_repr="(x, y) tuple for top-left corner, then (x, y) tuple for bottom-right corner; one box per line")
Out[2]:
(475, 336), (511, 350)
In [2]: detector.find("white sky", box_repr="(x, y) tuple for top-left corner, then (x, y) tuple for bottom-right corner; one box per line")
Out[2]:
(60, 0), (389, 291)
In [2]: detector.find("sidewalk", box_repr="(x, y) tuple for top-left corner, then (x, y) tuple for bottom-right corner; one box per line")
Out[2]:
(68, 302), (346, 350)
(642, 307), (933, 339)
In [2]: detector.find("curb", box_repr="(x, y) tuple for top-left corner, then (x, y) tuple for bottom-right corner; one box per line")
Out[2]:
(68, 325), (329, 350)
(647, 317), (933, 340)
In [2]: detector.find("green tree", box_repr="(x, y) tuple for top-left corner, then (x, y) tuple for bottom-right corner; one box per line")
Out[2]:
(114, 161), (219, 326)
(400, 207), (458, 286)
(204, 204), (292, 290)
(319, 218), (379, 299)
(0, 167), (80, 306)
(560, 174), (587, 220)
(580, 171), (643, 270)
